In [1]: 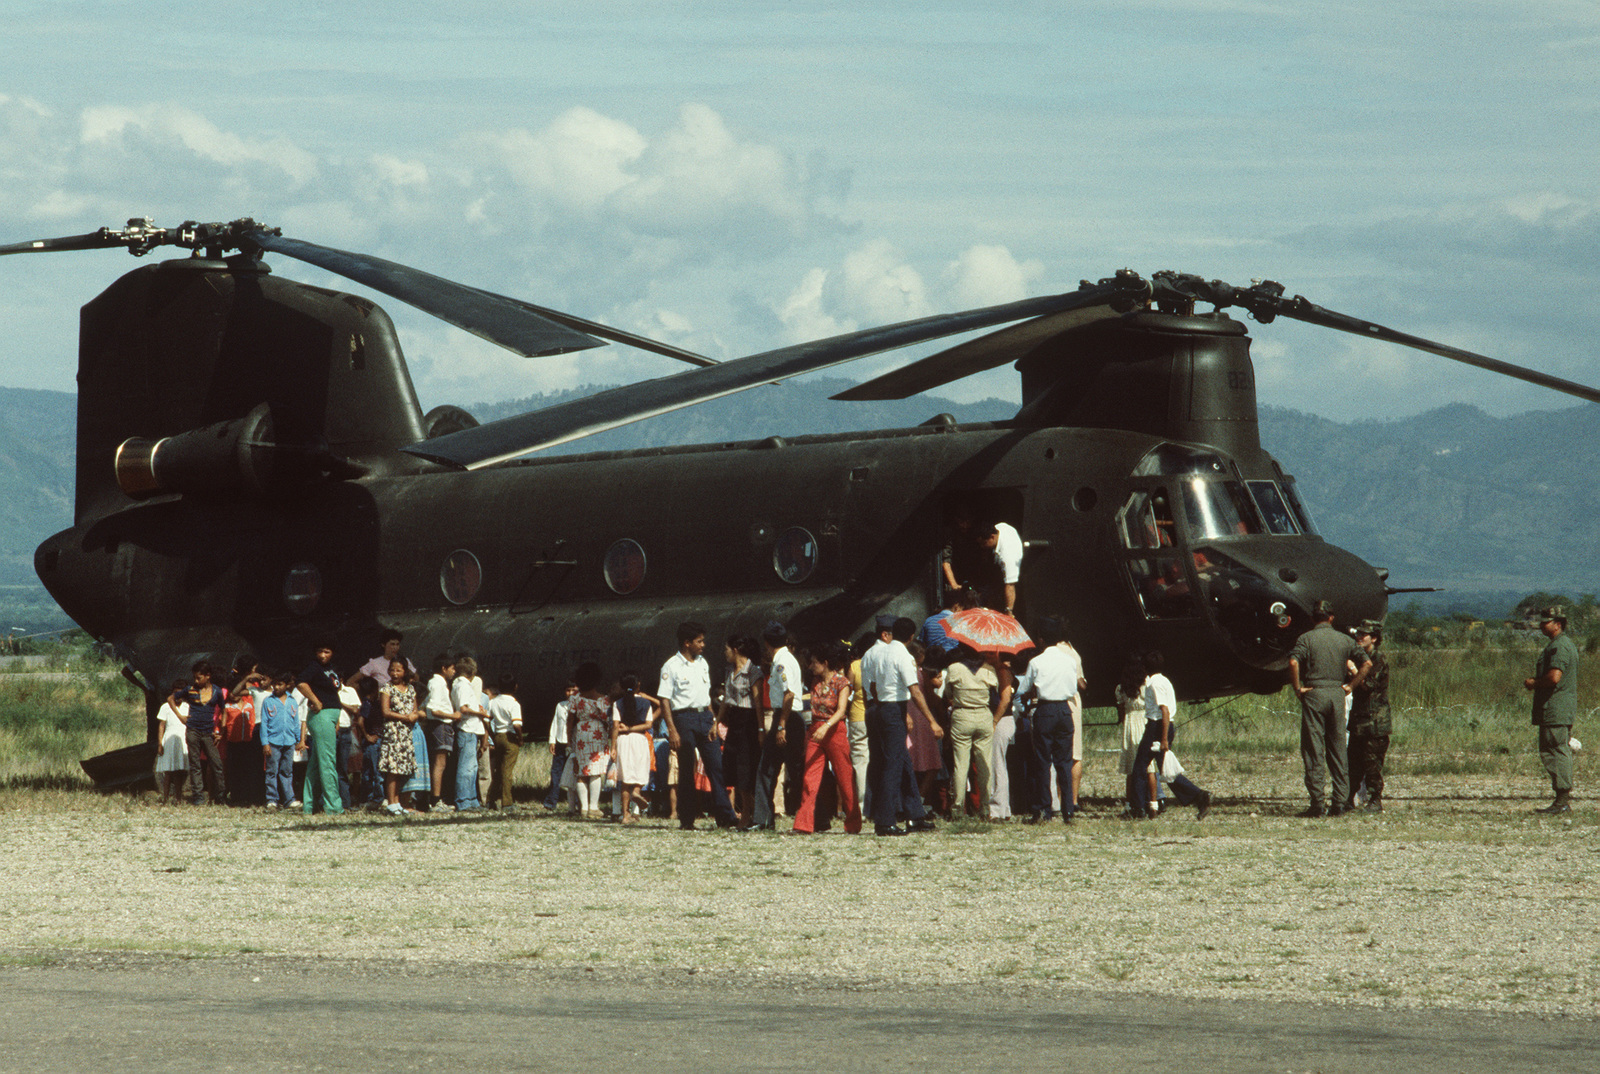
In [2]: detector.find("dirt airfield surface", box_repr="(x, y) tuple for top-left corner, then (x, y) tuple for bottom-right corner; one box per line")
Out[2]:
(2, 761), (1595, 1029)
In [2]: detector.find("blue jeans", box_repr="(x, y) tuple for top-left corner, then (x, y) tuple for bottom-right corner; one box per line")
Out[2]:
(1031, 702), (1075, 819)
(363, 738), (384, 804)
(544, 745), (569, 808)
(266, 743), (296, 806)
(454, 730), (482, 809)
(673, 709), (735, 828)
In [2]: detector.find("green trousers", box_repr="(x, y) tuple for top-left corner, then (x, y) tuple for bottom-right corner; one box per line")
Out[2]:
(1538, 724), (1573, 795)
(302, 708), (344, 815)
(1300, 686), (1349, 809)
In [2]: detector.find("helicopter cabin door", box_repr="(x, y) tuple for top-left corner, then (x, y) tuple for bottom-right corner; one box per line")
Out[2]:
(935, 487), (1025, 612)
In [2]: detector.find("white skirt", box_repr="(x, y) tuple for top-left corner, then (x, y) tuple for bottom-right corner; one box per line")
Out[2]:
(615, 733), (651, 786)
(156, 730), (188, 773)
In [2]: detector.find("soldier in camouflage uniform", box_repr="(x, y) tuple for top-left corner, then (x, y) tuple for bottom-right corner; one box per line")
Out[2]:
(1289, 601), (1370, 817)
(1524, 608), (1579, 814)
(1346, 619), (1390, 814)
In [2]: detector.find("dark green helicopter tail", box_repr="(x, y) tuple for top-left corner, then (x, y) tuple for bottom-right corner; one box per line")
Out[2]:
(74, 256), (429, 522)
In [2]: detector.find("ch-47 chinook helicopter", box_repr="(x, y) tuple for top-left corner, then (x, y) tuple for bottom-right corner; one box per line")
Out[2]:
(6, 217), (1600, 743)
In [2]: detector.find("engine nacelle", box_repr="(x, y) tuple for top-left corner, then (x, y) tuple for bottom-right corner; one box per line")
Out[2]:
(114, 403), (322, 498)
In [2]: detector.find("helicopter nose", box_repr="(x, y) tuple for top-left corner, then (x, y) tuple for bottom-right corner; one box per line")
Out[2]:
(1190, 537), (1386, 670)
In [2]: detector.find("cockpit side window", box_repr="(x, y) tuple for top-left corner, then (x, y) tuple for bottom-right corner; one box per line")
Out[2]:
(1247, 480), (1300, 535)
(1278, 476), (1320, 535)
(1117, 488), (1176, 549)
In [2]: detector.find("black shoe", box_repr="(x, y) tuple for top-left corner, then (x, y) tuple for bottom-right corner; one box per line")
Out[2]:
(908, 818), (937, 833)
(1061, 812), (1074, 825)
(1363, 799), (1384, 814)
(875, 825), (908, 837)
(1023, 813), (1042, 825)
(1297, 805), (1327, 818)
(1195, 791), (1212, 820)
(1328, 804), (1348, 817)
(678, 823), (698, 831)
(1535, 795), (1572, 814)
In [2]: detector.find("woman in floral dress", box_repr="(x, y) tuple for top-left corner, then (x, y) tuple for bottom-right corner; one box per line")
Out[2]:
(567, 661), (611, 818)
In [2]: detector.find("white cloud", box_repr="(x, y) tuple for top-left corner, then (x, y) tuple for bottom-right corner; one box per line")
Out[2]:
(79, 104), (319, 187)
(941, 244), (1043, 308)
(480, 106), (646, 214)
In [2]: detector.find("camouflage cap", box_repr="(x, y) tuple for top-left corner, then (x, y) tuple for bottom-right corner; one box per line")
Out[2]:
(1314, 600), (1336, 619)
(1356, 619), (1383, 636)
(1540, 607), (1567, 625)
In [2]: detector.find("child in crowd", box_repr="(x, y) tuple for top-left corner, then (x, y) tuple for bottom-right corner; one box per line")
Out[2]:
(450, 656), (488, 812)
(567, 661), (611, 818)
(155, 680), (189, 805)
(485, 673), (523, 811)
(379, 659), (421, 815)
(422, 652), (457, 811)
(545, 680), (576, 811)
(611, 673), (658, 824)
(259, 673), (301, 810)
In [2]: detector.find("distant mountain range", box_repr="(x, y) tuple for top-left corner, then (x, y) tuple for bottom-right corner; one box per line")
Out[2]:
(1, 382), (1593, 632)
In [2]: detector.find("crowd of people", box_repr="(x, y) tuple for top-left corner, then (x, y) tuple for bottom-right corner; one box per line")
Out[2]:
(148, 597), (1579, 826)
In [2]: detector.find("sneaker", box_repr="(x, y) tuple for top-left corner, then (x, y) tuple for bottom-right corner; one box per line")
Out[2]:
(287, 800), (302, 809)
(384, 802), (405, 816)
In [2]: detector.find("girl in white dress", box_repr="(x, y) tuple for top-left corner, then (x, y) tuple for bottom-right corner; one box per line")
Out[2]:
(610, 674), (659, 824)
(155, 680), (189, 804)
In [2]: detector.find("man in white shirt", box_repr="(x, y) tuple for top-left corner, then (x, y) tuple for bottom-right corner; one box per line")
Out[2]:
(1014, 617), (1085, 824)
(979, 520), (1025, 615)
(861, 615), (939, 836)
(753, 621), (804, 831)
(659, 621), (737, 830)
(1130, 649), (1212, 820)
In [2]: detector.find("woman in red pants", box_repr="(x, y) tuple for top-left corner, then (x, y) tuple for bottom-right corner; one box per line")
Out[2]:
(793, 643), (861, 834)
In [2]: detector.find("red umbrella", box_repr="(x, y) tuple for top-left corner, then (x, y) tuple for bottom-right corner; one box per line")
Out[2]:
(943, 607), (1033, 654)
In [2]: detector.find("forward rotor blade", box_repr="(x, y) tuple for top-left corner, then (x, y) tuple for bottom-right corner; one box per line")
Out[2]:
(0, 230), (130, 256)
(248, 231), (604, 359)
(1152, 272), (1600, 406)
(830, 300), (1128, 401)
(403, 280), (1147, 470)
(1272, 299), (1600, 406)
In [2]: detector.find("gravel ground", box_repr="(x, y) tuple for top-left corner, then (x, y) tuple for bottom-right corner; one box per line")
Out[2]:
(2, 761), (1595, 1017)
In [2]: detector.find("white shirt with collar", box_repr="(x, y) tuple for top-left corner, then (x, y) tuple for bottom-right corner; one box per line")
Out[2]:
(1142, 673), (1176, 722)
(993, 521), (1024, 584)
(1017, 643), (1082, 703)
(768, 646), (804, 710)
(861, 638), (918, 703)
(452, 675), (486, 736)
(658, 650), (712, 710)
(424, 674), (454, 720)
(549, 697), (571, 746)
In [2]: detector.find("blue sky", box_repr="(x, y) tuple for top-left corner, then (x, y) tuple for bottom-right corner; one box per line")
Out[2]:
(2, 0), (1598, 426)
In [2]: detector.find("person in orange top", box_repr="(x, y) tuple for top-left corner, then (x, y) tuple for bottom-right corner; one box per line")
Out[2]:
(793, 643), (861, 834)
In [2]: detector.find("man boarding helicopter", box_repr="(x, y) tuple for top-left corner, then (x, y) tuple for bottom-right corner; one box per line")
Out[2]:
(5, 218), (1599, 741)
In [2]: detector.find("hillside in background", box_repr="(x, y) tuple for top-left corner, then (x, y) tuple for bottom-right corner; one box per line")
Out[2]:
(0, 382), (1593, 632)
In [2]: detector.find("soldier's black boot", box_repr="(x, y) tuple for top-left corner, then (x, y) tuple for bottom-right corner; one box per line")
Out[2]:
(1363, 795), (1383, 814)
(1535, 793), (1572, 814)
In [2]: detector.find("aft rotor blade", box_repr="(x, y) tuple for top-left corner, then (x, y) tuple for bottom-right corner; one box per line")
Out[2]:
(402, 280), (1147, 470)
(248, 231), (604, 359)
(479, 289), (717, 367)
(830, 300), (1128, 401)
(1274, 299), (1600, 406)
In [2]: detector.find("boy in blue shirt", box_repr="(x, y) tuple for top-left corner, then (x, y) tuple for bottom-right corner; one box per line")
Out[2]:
(259, 673), (301, 810)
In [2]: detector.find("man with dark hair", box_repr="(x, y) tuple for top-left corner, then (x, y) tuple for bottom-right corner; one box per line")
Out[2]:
(1129, 649), (1213, 820)
(1347, 620), (1391, 814)
(861, 614), (939, 836)
(919, 587), (976, 655)
(1289, 601), (1369, 817)
(753, 620), (804, 831)
(659, 621), (737, 830)
(978, 519), (1024, 616)
(422, 652), (458, 810)
(1014, 616), (1085, 823)
(1525, 608), (1580, 814)
(347, 627), (416, 687)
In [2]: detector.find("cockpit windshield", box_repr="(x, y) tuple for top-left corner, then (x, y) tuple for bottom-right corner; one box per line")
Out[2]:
(1178, 478), (1261, 539)
(1132, 444), (1229, 478)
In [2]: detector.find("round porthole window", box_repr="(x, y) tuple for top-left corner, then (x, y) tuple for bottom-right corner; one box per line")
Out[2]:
(282, 563), (322, 616)
(440, 549), (483, 605)
(772, 527), (818, 584)
(603, 538), (647, 595)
